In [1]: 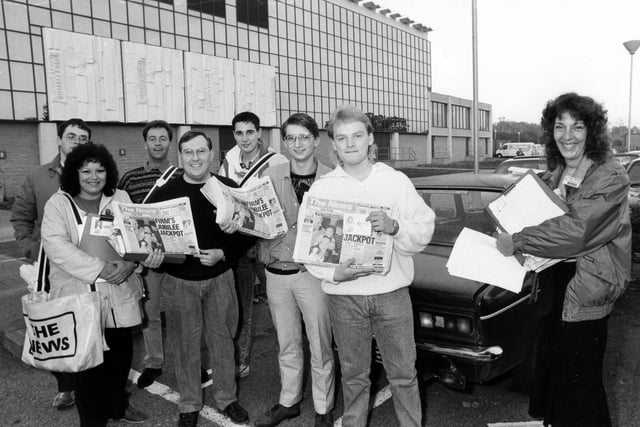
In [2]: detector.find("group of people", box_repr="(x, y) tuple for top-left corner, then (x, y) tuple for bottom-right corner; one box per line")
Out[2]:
(10, 92), (631, 427)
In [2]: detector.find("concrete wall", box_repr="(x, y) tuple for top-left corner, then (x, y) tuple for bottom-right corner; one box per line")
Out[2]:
(0, 122), (40, 199)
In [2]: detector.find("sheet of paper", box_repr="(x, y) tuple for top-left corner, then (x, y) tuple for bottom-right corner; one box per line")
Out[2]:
(488, 172), (566, 233)
(446, 228), (527, 293)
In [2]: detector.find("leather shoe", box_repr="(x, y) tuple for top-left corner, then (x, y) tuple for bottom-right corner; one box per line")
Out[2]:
(178, 411), (199, 427)
(221, 401), (249, 424)
(52, 391), (75, 409)
(111, 405), (148, 424)
(255, 403), (300, 427)
(137, 367), (162, 388)
(315, 411), (334, 427)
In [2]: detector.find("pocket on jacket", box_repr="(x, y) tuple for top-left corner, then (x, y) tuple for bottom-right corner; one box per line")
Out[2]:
(571, 248), (621, 306)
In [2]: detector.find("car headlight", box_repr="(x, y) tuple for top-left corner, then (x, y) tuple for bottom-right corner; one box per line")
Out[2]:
(418, 312), (473, 336)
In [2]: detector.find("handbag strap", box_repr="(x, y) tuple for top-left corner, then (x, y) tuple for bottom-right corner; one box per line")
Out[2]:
(38, 193), (97, 293)
(239, 152), (275, 187)
(142, 166), (179, 204)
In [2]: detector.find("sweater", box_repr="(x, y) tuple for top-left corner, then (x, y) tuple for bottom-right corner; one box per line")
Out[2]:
(302, 162), (435, 295)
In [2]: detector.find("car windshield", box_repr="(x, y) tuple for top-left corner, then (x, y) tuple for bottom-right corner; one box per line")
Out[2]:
(418, 189), (501, 245)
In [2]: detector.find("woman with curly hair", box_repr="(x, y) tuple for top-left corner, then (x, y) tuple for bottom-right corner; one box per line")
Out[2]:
(41, 142), (163, 426)
(496, 93), (631, 426)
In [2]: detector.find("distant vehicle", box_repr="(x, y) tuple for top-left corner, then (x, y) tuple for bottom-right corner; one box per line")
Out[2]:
(613, 152), (640, 168)
(626, 158), (640, 213)
(495, 142), (542, 158)
(494, 156), (547, 175)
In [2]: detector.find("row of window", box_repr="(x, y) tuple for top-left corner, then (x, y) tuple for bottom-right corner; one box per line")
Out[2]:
(432, 102), (490, 131)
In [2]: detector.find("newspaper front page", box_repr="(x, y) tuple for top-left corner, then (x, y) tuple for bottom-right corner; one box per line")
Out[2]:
(200, 175), (288, 239)
(109, 197), (200, 263)
(293, 193), (394, 274)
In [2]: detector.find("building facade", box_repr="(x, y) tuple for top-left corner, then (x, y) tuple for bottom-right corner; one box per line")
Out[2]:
(0, 0), (488, 199)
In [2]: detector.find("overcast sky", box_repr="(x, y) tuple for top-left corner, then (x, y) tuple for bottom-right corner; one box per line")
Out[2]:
(374, 0), (640, 126)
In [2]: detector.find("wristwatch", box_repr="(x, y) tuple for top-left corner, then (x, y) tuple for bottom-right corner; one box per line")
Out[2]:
(390, 219), (400, 236)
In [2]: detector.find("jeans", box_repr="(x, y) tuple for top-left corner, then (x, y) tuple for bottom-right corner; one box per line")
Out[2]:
(234, 249), (266, 367)
(75, 327), (133, 427)
(328, 287), (421, 427)
(265, 270), (335, 413)
(164, 270), (238, 413)
(141, 268), (165, 369)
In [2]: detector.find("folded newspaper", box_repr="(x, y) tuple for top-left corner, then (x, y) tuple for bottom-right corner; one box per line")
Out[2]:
(293, 194), (394, 274)
(109, 197), (200, 263)
(200, 175), (288, 239)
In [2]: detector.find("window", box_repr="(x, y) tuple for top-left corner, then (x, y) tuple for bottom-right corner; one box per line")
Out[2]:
(237, 0), (269, 29)
(451, 105), (470, 129)
(187, 0), (226, 19)
(479, 109), (490, 131)
(432, 101), (447, 128)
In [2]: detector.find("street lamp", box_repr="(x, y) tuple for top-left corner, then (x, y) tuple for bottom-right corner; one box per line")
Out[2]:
(623, 40), (640, 152)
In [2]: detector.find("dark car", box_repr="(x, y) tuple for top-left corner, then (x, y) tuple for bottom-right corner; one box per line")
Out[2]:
(494, 156), (547, 175)
(409, 173), (550, 391)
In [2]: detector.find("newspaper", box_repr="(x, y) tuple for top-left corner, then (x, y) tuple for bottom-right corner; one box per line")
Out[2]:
(109, 197), (200, 263)
(200, 175), (288, 239)
(293, 193), (394, 274)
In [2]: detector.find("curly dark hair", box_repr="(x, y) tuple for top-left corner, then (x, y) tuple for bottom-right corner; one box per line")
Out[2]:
(60, 142), (119, 197)
(540, 92), (610, 171)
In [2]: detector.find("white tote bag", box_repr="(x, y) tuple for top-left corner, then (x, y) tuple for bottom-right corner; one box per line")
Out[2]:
(21, 287), (104, 372)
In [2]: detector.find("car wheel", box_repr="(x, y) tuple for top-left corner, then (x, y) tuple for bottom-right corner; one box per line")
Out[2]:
(511, 336), (539, 395)
(496, 154), (503, 158)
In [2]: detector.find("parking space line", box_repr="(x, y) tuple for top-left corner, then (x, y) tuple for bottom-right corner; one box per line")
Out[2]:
(487, 422), (543, 426)
(130, 368), (393, 427)
(129, 369), (245, 426)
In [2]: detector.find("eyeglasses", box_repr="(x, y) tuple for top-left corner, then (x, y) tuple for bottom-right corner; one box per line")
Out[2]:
(65, 133), (89, 143)
(283, 134), (314, 145)
(181, 148), (210, 158)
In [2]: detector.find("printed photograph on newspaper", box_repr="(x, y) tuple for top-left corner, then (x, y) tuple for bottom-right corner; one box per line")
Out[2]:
(109, 197), (200, 263)
(293, 194), (394, 274)
(200, 175), (288, 239)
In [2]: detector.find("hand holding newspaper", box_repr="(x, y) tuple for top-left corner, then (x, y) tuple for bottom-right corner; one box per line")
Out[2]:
(108, 197), (200, 263)
(486, 170), (568, 272)
(200, 175), (288, 239)
(293, 193), (394, 275)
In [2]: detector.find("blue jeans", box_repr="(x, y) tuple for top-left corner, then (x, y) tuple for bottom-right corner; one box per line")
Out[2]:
(328, 287), (421, 427)
(164, 270), (238, 413)
(234, 249), (266, 367)
(141, 268), (165, 369)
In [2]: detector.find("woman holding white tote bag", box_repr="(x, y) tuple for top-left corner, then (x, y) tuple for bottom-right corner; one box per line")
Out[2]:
(41, 142), (163, 427)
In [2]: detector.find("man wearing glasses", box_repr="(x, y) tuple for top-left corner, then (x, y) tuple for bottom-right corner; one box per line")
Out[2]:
(10, 118), (91, 409)
(148, 130), (255, 427)
(219, 111), (287, 380)
(255, 113), (335, 427)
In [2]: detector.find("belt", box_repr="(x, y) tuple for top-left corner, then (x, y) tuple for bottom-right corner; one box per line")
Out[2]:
(266, 266), (300, 275)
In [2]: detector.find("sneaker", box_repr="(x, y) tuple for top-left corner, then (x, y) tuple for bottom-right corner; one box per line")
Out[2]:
(221, 401), (249, 424)
(201, 368), (212, 388)
(255, 403), (300, 427)
(315, 412), (334, 427)
(52, 391), (75, 409)
(137, 367), (162, 388)
(178, 411), (199, 427)
(236, 364), (250, 378)
(111, 405), (148, 424)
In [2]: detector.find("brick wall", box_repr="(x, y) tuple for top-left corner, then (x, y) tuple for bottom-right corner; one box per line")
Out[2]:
(0, 122), (40, 199)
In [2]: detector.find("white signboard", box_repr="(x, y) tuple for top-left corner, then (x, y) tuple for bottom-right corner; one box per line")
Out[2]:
(122, 42), (185, 123)
(234, 61), (277, 127)
(184, 52), (235, 125)
(43, 29), (124, 121)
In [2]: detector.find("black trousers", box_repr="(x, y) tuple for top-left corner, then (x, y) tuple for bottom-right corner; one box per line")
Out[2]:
(529, 262), (611, 427)
(52, 371), (74, 392)
(74, 327), (133, 427)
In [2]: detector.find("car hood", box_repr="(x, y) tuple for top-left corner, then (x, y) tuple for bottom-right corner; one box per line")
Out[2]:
(411, 245), (485, 309)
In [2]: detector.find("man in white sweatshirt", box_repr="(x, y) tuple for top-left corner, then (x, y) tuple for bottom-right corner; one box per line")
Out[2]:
(302, 105), (435, 427)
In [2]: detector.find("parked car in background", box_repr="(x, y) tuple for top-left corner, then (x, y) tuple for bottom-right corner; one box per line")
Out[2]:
(495, 142), (538, 158)
(614, 152), (640, 168)
(494, 156), (547, 175)
(409, 173), (551, 392)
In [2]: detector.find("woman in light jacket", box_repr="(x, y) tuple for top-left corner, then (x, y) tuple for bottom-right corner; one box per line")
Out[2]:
(497, 93), (631, 427)
(42, 142), (163, 427)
